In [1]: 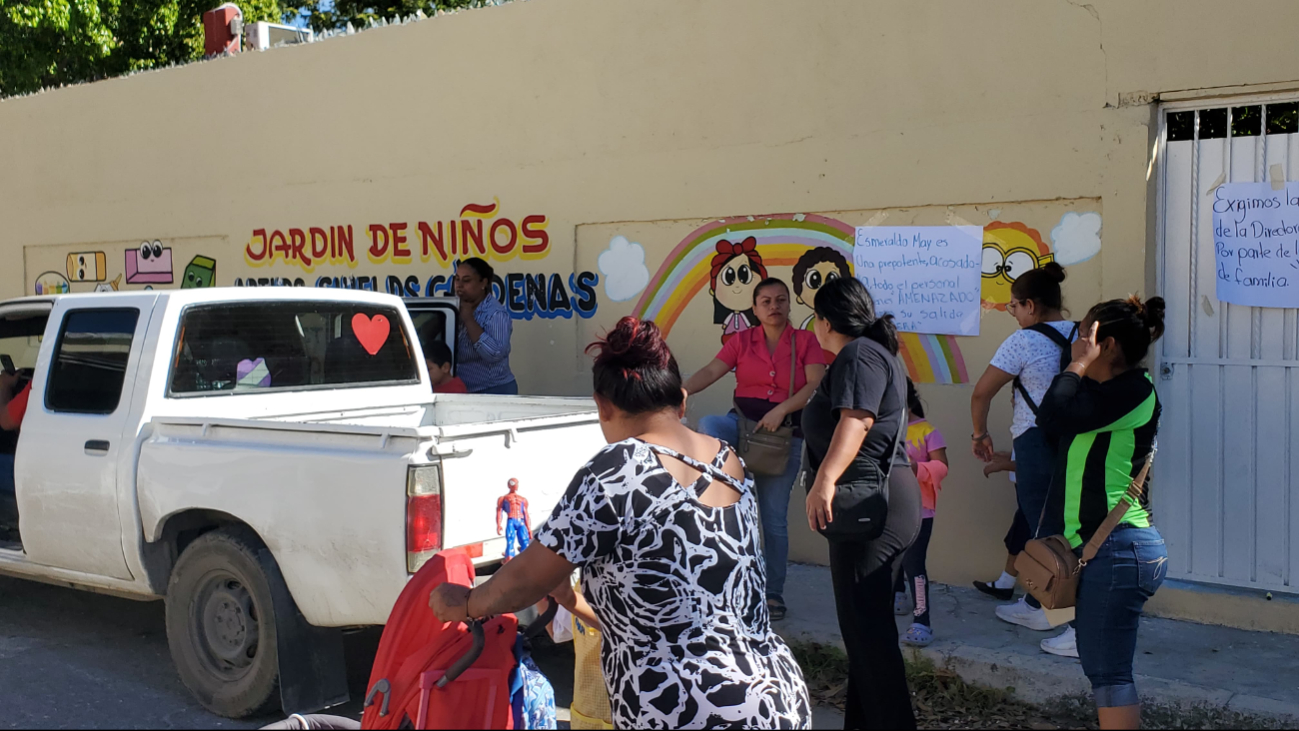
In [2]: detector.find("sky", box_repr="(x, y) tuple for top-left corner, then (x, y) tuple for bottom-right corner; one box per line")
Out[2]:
(288, 0), (332, 28)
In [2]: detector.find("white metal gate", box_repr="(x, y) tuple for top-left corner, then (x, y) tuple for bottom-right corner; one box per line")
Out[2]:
(1157, 98), (1299, 595)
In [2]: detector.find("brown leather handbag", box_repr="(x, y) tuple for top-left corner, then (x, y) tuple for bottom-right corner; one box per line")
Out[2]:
(735, 341), (800, 476)
(1015, 452), (1154, 610)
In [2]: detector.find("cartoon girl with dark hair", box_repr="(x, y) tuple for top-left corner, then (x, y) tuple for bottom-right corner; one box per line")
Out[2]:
(710, 236), (768, 344)
(792, 247), (851, 330)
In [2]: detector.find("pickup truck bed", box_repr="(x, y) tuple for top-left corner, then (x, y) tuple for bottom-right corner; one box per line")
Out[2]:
(137, 395), (601, 626)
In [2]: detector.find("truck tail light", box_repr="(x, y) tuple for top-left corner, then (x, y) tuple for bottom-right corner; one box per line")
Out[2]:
(406, 464), (443, 573)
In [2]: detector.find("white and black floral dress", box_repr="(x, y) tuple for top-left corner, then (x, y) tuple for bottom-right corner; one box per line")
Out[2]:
(535, 438), (811, 730)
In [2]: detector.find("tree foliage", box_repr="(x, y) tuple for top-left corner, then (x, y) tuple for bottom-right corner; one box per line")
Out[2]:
(0, 0), (284, 96)
(290, 0), (473, 33)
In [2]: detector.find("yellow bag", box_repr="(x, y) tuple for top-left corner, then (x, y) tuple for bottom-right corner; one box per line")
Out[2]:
(569, 582), (613, 730)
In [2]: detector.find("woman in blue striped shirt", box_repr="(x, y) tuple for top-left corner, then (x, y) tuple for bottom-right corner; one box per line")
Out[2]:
(454, 258), (518, 394)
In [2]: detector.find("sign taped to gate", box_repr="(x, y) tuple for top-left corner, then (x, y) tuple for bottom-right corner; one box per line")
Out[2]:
(1212, 181), (1299, 308)
(853, 225), (983, 336)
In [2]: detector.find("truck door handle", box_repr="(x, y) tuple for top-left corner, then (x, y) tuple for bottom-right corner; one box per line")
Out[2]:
(84, 440), (110, 455)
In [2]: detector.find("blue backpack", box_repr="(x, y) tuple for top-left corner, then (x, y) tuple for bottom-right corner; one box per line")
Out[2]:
(509, 635), (556, 729)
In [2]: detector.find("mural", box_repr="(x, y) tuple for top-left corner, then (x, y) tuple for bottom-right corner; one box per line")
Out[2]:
(631, 213), (970, 384)
(181, 256), (217, 288)
(980, 222), (1054, 311)
(126, 241), (174, 284)
(26, 236), (226, 298)
(979, 213), (1103, 311)
(709, 237), (767, 343)
(66, 252), (107, 283)
(597, 236), (650, 303)
(33, 271), (70, 295)
(792, 247), (850, 330)
(238, 199), (600, 321)
(19, 200), (1100, 396)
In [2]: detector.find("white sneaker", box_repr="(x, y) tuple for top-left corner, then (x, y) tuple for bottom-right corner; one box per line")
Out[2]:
(1040, 626), (1079, 658)
(994, 597), (1054, 631)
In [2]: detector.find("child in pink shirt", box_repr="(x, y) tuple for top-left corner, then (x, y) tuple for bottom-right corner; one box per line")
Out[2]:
(895, 379), (948, 647)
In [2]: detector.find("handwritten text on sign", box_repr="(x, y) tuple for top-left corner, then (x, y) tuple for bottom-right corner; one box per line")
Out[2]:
(1213, 182), (1299, 308)
(853, 226), (983, 336)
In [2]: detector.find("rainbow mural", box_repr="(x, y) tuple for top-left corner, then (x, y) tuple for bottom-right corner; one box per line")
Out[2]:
(632, 213), (970, 384)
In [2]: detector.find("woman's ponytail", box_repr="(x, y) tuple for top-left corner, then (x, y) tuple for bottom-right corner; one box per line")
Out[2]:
(1137, 295), (1166, 342)
(866, 314), (899, 357)
(812, 277), (899, 355)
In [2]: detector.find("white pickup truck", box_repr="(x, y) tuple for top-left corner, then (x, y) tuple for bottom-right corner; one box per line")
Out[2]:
(0, 288), (603, 718)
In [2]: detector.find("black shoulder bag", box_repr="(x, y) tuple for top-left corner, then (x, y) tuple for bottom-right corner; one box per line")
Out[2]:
(805, 360), (908, 543)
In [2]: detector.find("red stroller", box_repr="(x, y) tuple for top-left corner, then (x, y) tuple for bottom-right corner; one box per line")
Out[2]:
(263, 549), (555, 731)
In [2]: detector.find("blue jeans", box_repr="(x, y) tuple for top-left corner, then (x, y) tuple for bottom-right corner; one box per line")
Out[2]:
(698, 411), (801, 602)
(1012, 428), (1057, 609)
(475, 379), (519, 396)
(0, 453), (15, 526)
(505, 517), (530, 558)
(1075, 525), (1167, 708)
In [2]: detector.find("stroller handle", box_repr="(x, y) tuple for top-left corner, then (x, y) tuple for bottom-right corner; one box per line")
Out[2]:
(436, 620), (486, 689)
(523, 596), (559, 642)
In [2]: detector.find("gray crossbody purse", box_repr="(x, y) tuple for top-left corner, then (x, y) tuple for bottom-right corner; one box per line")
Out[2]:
(735, 341), (799, 476)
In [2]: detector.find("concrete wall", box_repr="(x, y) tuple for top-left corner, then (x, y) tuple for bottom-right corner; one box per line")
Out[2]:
(4, 0), (1299, 629)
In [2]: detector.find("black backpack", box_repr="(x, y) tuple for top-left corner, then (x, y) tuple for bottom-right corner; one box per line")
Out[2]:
(1013, 322), (1079, 415)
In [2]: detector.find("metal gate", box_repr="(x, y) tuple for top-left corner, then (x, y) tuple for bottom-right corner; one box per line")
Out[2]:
(1157, 97), (1299, 595)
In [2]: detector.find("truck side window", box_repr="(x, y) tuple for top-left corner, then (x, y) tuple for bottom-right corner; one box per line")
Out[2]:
(46, 309), (140, 414)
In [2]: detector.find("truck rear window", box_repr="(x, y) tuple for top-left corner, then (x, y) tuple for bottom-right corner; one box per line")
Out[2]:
(169, 302), (418, 395)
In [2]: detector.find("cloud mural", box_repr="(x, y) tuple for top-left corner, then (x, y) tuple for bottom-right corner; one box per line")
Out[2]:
(598, 235), (651, 302)
(1051, 212), (1102, 266)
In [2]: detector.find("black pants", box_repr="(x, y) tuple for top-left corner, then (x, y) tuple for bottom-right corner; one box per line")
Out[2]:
(897, 517), (934, 626)
(1003, 508), (1031, 555)
(827, 468), (921, 730)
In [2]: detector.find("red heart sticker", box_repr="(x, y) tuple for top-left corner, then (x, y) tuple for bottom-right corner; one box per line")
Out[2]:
(352, 313), (390, 356)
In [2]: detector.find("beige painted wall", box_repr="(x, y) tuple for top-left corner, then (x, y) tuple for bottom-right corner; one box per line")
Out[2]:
(4, 0), (1299, 626)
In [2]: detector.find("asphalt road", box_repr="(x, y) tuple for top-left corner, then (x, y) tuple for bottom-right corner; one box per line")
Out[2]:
(0, 576), (575, 729)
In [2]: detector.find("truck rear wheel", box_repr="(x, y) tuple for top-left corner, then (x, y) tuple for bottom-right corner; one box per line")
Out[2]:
(166, 527), (280, 718)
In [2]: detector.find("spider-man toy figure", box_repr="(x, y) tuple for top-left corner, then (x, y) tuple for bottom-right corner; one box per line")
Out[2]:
(497, 478), (531, 561)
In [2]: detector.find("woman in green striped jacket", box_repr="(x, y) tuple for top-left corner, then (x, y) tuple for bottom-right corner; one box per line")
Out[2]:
(1035, 295), (1167, 731)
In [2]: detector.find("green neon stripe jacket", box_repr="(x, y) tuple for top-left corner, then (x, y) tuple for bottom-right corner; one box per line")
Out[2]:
(1036, 369), (1161, 549)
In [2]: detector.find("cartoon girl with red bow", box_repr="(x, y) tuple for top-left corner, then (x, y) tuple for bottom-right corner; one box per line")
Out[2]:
(709, 236), (768, 345)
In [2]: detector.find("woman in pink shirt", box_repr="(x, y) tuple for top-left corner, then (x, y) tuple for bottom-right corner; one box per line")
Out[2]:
(685, 278), (826, 620)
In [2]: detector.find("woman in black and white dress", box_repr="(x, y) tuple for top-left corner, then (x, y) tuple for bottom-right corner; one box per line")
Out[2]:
(430, 316), (811, 730)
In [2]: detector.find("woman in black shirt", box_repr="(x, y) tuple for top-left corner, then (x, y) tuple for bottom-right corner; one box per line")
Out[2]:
(803, 277), (920, 730)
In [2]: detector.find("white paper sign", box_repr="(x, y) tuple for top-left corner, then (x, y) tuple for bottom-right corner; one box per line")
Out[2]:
(853, 225), (984, 336)
(1213, 182), (1299, 308)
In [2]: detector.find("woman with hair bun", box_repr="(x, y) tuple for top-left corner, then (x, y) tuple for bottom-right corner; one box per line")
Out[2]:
(1035, 295), (1166, 731)
(803, 276), (921, 729)
(430, 316), (812, 730)
(968, 262), (1082, 653)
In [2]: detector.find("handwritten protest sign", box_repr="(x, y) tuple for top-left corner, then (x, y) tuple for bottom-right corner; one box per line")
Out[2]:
(853, 226), (983, 336)
(1213, 181), (1299, 308)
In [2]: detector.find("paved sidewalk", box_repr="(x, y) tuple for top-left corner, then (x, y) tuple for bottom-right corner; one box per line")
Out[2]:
(775, 563), (1299, 723)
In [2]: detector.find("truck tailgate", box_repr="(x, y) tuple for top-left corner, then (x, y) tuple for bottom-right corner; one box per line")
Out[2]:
(437, 419), (605, 558)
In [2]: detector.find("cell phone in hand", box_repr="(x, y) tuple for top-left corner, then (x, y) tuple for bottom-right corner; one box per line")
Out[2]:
(0, 355), (14, 374)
